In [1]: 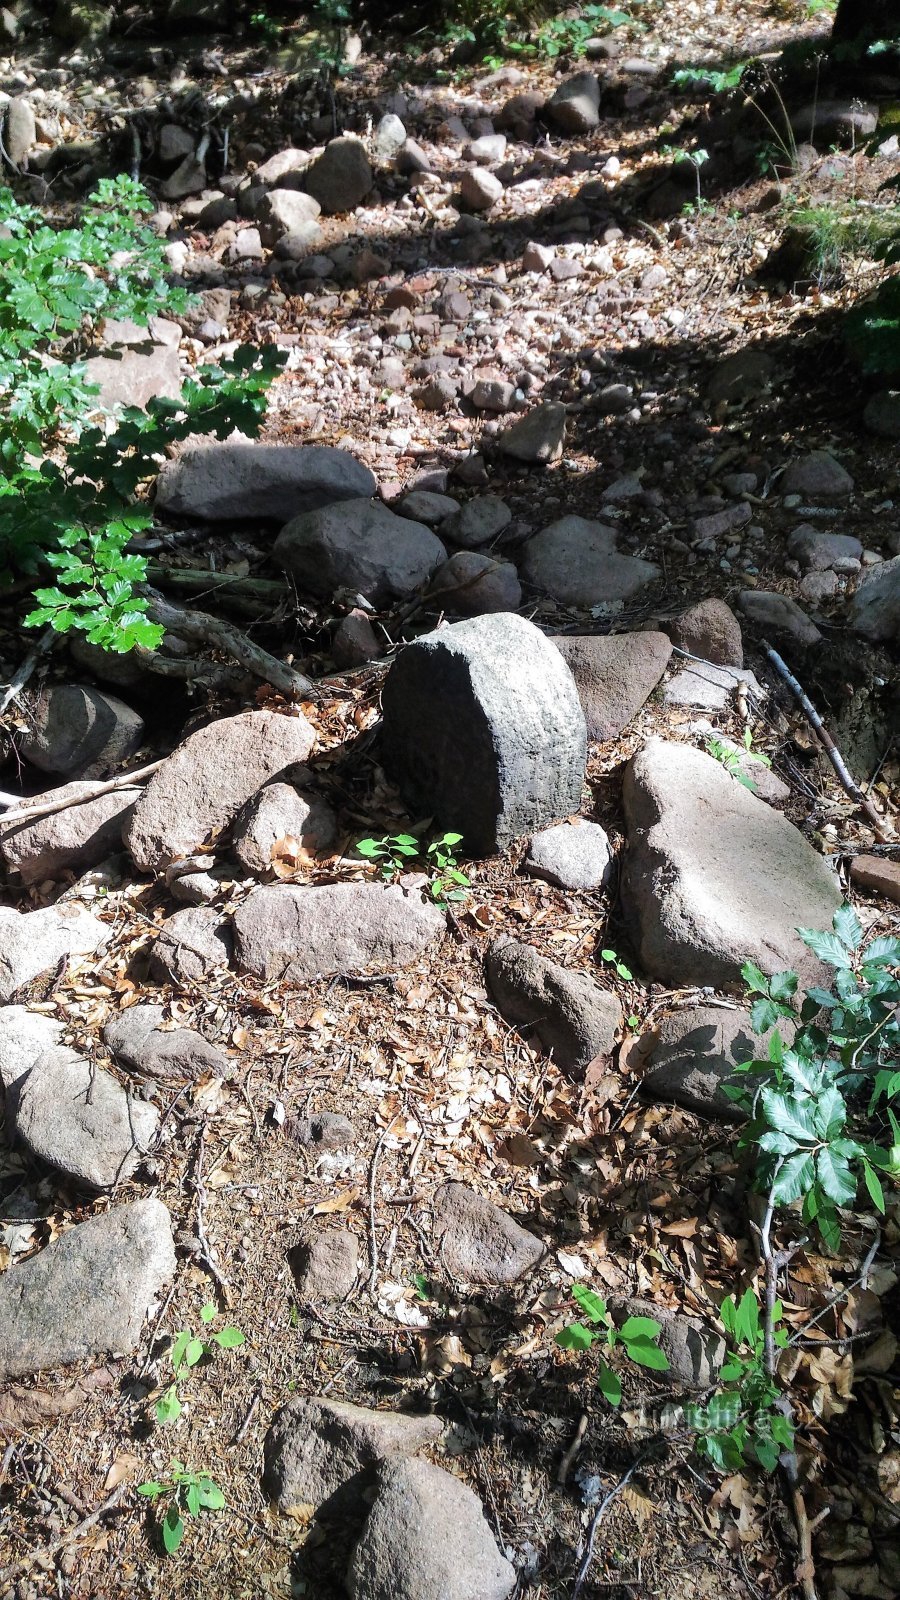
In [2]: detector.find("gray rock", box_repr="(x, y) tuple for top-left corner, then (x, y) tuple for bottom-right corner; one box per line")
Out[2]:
(850, 555), (900, 643)
(0, 781), (139, 885)
(149, 907), (232, 985)
(426, 553), (522, 616)
(524, 821), (613, 890)
(432, 1181), (544, 1287)
(799, 570), (839, 605)
(124, 709), (315, 872)
(443, 495), (512, 549)
(522, 240), (554, 273)
(497, 401), (567, 464)
(669, 598), (743, 668)
(274, 222), (329, 259)
(289, 1223), (358, 1300)
(780, 450), (854, 500)
(6, 98), (36, 165)
(639, 1006), (774, 1120)
(791, 100), (878, 146)
(705, 348), (775, 409)
(256, 187), (322, 246)
(0, 903), (108, 1004)
(332, 609), (383, 667)
(233, 882), (444, 984)
(553, 632), (672, 740)
(103, 1005), (230, 1081)
(21, 685), (144, 779)
(611, 1298), (725, 1390)
(14, 1046), (158, 1191)
(397, 137), (432, 174)
(160, 154), (206, 200)
(165, 856), (229, 906)
(460, 168), (503, 210)
(374, 113), (407, 162)
(251, 147), (312, 189)
(155, 442), (376, 524)
(863, 390), (900, 440)
(0, 1197), (175, 1382)
(274, 499), (446, 605)
(471, 378), (516, 413)
(398, 491), (460, 526)
(486, 939), (622, 1072)
(621, 738), (841, 989)
(467, 133), (507, 165)
(664, 661), (764, 711)
(300, 136), (373, 213)
(380, 613), (586, 855)
(84, 322), (182, 412)
(292, 1111), (355, 1149)
(0, 1006), (65, 1107)
(232, 781), (337, 876)
(520, 517), (660, 607)
(786, 526), (863, 572)
(738, 590), (821, 646)
(414, 375), (458, 412)
(348, 1456), (516, 1600)
(264, 1396), (443, 1513)
(546, 71), (601, 133)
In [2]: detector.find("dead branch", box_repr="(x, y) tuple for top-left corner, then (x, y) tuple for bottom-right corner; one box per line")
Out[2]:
(139, 585), (318, 700)
(572, 1446), (656, 1600)
(0, 627), (56, 718)
(763, 643), (893, 840)
(0, 759), (164, 822)
(558, 1412), (588, 1486)
(132, 644), (253, 694)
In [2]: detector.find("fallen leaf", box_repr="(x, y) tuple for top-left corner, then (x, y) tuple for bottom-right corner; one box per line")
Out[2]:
(104, 1454), (143, 1490)
(313, 1187), (360, 1215)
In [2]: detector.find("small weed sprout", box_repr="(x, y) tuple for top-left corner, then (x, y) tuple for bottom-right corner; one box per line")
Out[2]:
(154, 1303), (245, 1426)
(706, 729), (772, 792)
(601, 948), (633, 981)
(356, 831), (471, 904)
(556, 1284), (668, 1406)
(426, 832), (471, 903)
(137, 1462), (226, 1554)
(356, 833), (420, 880)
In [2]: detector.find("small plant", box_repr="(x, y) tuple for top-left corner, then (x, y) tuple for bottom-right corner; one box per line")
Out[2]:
(250, 8), (283, 41)
(706, 729), (773, 792)
(686, 1291), (794, 1472)
(535, 4), (631, 60)
(154, 1304), (245, 1426)
(671, 61), (749, 94)
(356, 833), (421, 880)
(601, 948), (633, 981)
(673, 146), (710, 211)
(555, 1284), (668, 1405)
(137, 1462), (226, 1554)
(426, 832), (471, 903)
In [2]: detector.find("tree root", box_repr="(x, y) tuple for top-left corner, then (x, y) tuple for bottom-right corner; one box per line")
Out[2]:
(140, 586), (317, 701)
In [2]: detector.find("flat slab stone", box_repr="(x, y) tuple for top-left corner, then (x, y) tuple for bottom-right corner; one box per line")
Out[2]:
(0, 1006), (65, 1105)
(431, 1181), (545, 1286)
(124, 709), (315, 872)
(0, 781), (139, 885)
(104, 1005), (231, 1080)
(850, 854), (900, 904)
(0, 1198), (176, 1382)
(233, 882), (444, 985)
(348, 1457), (515, 1600)
(486, 938), (622, 1072)
(664, 661), (764, 710)
(523, 821), (613, 890)
(14, 1046), (159, 1190)
(520, 517), (660, 607)
(621, 739), (841, 988)
(0, 903), (108, 1004)
(155, 441), (376, 524)
(264, 1396), (443, 1513)
(553, 632), (672, 739)
(380, 613), (586, 856)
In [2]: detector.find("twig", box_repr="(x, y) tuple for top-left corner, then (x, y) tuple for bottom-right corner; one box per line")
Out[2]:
(763, 644), (892, 839)
(368, 1111), (401, 1295)
(787, 1228), (881, 1347)
(231, 1390), (260, 1446)
(0, 759), (163, 821)
(131, 645), (252, 693)
(140, 586), (318, 700)
(0, 627), (56, 718)
(572, 1447), (655, 1600)
(0, 1483), (127, 1587)
(191, 1120), (232, 1304)
(558, 1411), (588, 1486)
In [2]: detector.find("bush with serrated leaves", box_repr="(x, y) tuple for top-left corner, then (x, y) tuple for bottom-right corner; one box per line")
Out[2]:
(687, 1290), (794, 1473)
(0, 176), (284, 653)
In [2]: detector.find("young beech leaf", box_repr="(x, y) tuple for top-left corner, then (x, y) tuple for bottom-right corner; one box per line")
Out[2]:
(198, 1479), (225, 1511)
(162, 1506), (185, 1554)
(213, 1326), (245, 1349)
(571, 1284), (608, 1323)
(597, 1361), (622, 1406)
(556, 1322), (595, 1352)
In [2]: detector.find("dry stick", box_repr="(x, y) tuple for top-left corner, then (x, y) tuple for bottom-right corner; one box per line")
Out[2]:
(131, 644), (252, 694)
(231, 1390), (261, 1446)
(140, 586), (318, 701)
(572, 1446), (655, 1600)
(0, 626), (55, 718)
(0, 758), (163, 821)
(558, 1411), (589, 1486)
(192, 1120), (232, 1305)
(368, 1111), (401, 1295)
(763, 643), (893, 840)
(0, 1482), (127, 1587)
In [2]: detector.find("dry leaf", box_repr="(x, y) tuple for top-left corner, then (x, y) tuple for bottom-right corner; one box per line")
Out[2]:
(0, 1367), (115, 1434)
(621, 1485), (654, 1525)
(104, 1454), (143, 1490)
(313, 1187), (360, 1215)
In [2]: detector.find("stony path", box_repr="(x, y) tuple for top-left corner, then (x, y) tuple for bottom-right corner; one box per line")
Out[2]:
(0, 5), (899, 1600)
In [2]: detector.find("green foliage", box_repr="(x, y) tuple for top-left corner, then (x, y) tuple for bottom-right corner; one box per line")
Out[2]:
(154, 1303), (245, 1426)
(555, 1283), (668, 1406)
(0, 177), (284, 652)
(687, 1291), (794, 1472)
(727, 907), (900, 1253)
(600, 948), (633, 981)
(356, 831), (472, 904)
(706, 728), (772, 793)
(534, 5), (632, 59)
(671, 60), (749, 94)
(137, 1462), (226, 1555)
(442, 3), (635, 65)
(250, 8), (284, 41)
(845, 272), (900, 375)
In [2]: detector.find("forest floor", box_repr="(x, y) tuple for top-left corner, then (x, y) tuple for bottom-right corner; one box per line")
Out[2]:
(0, 4), (898, 1600)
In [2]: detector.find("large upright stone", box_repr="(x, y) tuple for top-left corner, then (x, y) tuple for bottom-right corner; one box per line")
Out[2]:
(300, 135), (373, 213)
(0, 1198), (175, 1382)
(233, 882), (444, 984)
(546, 71), (601, 133)
(21, 684), (144, 778)
(274, 499), (446, 605)
(124, 710), (315, 871)
(155, 442), (376, 524)
(520, 517), (660, 607)
(553, 632), (672, 739)
(380, 614), (586, 855)
(621, 739), (841, 988)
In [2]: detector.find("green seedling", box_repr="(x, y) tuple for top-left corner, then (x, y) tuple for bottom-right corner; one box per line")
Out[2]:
(356, 833), (421, 880)
(426, 832), (471, 904)
(706, 729), (773, 792)
(687, 1291), (793, 1472)
(555, 1283), (668, 1406)
(601, 948), (633, 981)
(137, 1462), (226, 1554)
(155, 1303), (245, 1425)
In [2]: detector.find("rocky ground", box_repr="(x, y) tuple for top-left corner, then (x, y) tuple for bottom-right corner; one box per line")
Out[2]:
(0, 3), (899, 1600)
